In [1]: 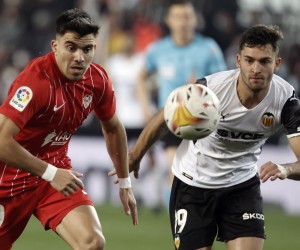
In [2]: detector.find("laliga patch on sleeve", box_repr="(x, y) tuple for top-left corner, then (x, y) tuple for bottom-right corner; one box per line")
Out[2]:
(9, 86), (33, 112)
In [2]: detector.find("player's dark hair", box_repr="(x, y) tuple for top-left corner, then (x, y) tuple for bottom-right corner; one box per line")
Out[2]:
(239, 24), (283, 53)
(166, 0), (194, 10)
(56, 8), (100, 37)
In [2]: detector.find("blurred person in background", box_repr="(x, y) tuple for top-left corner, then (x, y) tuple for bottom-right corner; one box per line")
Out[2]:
(106, 30), (161, 210)
(136, 0), (226, 207)
(0, 8), (137, 250)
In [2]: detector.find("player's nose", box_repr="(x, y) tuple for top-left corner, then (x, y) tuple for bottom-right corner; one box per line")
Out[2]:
(74, 49), (85, 63)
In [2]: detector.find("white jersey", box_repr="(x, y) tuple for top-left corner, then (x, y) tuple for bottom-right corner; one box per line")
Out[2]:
(172, 69), (300, 189)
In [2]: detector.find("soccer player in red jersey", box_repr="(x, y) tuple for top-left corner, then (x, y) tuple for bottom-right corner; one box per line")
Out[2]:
(0, 8), (137, 250)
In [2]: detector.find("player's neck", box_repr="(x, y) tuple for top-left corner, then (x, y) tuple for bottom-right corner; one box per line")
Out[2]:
(172, 34), (194, 47)
(236, 79), (269, 109)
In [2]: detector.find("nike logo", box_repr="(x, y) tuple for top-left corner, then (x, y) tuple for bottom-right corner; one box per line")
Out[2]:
(53, 102), (65, 112)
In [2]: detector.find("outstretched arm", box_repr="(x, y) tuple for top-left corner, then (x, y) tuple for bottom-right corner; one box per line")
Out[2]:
(101, 114), (138, 225)
(108, 109), (169, 179)
(129, 109), (169, 178)
(260, 136), (300, 181)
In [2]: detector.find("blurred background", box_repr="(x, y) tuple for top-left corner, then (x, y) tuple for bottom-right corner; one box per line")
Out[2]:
(1, 0), (300, 249)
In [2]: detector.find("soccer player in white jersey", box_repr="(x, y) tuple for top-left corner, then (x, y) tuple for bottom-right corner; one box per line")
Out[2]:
(0, 8), (137, 250)
(112, 24), (300, 249)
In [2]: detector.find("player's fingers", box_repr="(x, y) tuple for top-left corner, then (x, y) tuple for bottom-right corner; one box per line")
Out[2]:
(129, 196), (138, 225)
(71, 177), (84, 189)
(71, 171), (83, 178)
(120, 189), (131, 215)
(61, 187), (74, 196)
(134, 170), (139, 179)
(260, 170), (271, 183)
(108, 169), (117, 176)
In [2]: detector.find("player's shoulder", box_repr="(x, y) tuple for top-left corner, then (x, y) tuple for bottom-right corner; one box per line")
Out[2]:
(146, 36), (172, 53)
(89, 62), (110, 83)
(204, 69), (238, 88)
(13, 53), (52, 90)
(272, 73), (294, 94)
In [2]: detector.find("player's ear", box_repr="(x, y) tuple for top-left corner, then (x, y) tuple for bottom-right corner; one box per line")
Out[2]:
(236, 53), (241, 68)
(51, 40), (58, 53)
(274, 57), (282, 72)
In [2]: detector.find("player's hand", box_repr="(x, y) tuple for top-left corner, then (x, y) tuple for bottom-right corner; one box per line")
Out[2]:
(50, 168), (84, 196)
(128, 151), (141, 179)
(119, 187), (138, 225)
(260, 161), (285, 182)
(107, 152), (141, 180)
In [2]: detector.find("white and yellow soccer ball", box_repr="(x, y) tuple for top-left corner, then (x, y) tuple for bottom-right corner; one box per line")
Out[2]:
(164, 83), (220, 140)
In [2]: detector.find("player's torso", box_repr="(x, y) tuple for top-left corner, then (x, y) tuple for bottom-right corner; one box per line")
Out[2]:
(17, 68), (103, 157)
(0, 54), (109, 197)
(173, 69), (294, 188)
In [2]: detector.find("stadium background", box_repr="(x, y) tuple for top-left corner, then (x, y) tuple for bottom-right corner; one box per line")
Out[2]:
(1, 0), (300, 249)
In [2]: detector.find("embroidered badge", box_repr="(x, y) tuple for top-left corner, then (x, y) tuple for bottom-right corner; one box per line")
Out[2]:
(82, 94), (92, 108)
(9, 86), (33, 111)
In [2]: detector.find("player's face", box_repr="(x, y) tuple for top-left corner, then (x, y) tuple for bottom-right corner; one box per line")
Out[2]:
(51, 32), (96, 81)
(236, 44), (281, 93)
(165, 3), (197, 40)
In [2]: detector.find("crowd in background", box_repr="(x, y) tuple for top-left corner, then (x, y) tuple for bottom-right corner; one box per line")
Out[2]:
(1, 0), (300, 145)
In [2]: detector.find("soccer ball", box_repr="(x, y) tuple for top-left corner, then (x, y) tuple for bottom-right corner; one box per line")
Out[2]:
(164, 83), (220, 140)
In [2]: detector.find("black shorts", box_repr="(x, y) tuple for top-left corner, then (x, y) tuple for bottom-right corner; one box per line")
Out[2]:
(161, 130), (182, 148)
(169, 175), (265, 249)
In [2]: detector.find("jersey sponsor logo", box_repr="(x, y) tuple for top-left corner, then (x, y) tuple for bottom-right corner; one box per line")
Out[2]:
(261, 112), (274, 127)
(182, 172), (193, 180)
(9, 86), (33, 111)
(42, 130), (72, 147)
(216, 129), (264, 140)
(53, 102), (66, 112)
(242, 212), (264, 221)
(82, 94), (92, 108)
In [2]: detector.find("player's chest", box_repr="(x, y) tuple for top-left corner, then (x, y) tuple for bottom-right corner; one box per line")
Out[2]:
(43, 84), (97, 129)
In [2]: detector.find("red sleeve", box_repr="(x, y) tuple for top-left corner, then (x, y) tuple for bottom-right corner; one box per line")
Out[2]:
(0, 61), (49, 129)
(93, 66), (116, 121)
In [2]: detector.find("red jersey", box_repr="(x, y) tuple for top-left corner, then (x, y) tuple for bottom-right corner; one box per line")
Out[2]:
(0, 52), (116, 197)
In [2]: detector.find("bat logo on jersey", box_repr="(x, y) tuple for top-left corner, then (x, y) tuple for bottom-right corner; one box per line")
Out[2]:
(9, 86), (33, 111)
(42, 130), (72, 147)
(82, 94), (92, 108)
(261, 112), (274, 127)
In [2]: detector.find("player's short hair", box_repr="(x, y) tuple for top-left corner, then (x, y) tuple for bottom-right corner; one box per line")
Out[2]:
(239, 24), (284, 53)
(56, 8), (100, 37)
(166, 0), (194, 10)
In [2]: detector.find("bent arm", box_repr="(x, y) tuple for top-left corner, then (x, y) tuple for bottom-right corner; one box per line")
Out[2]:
(284, 136), (300, 180)
(0, 114), (48, 176)
(101, 114), (129, 178)
(260, 136), (300, 181)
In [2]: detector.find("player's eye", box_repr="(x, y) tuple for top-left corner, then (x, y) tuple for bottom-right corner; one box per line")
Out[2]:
(83, 46), (93, 53)
(260, 59), (271, 65)
(67, 45), (76, 52)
